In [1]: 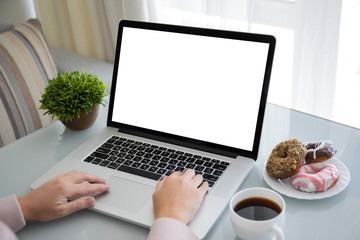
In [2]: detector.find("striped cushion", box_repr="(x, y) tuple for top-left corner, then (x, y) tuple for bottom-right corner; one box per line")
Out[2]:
(0, 19), (57, 147)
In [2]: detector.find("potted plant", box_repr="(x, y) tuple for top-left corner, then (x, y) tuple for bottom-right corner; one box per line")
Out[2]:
(39, 70), (108, 130)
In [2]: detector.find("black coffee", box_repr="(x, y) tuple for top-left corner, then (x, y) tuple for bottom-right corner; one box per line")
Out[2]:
(234, 197), (282, 221)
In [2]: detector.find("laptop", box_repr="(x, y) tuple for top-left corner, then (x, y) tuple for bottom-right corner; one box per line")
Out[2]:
(31, 20), (275, 239)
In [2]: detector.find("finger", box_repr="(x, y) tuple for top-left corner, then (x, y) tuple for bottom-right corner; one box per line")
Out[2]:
(169, 171), (182, 177)
(155, 176), (167, 190)
(59, 196), (95, 217)
(182, 169), (196, 178)
(67, 171), (107, 184)
(67, 183), (110, 197)
(192, 173), (204, 187)
(198, 181), (209, 196)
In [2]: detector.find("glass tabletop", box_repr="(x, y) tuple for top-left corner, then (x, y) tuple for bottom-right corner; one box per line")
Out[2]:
(0, 103), (359, 240)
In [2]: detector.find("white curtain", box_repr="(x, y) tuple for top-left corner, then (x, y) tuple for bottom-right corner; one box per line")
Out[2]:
(33, 0), (156, 62)
(33, 0), (360, 129)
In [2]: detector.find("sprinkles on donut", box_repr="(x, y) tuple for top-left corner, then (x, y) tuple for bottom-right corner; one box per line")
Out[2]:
(266, 139), (307, 179)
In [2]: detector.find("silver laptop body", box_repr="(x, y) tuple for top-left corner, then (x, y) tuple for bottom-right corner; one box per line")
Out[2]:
(31, 20), (275, 239)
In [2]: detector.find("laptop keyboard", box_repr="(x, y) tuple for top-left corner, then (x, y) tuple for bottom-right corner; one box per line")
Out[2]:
(83, 136), (230, 187)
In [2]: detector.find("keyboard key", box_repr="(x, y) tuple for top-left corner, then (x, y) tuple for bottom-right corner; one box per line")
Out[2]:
(166, 165), (176, 170)
(118, 165), (161, 180)
(153, 150), (162, 155)
(175, 167), (185, 172)
(107, 162), (120, 169)
(178, 156), (187, 161)
(91, 152), (109, 160)
(128, 150), (137, 155)
(207, 181), (215, 187)
(195, 165), (205, 171)
(203, 174), (219, 182)
(177, 161), (187, 167)
(133, 156), (143, 162)
(185, 163), (196, 169)
(152, 155), (162, 161)
(168, 159), (178, 165)
(99, 160), (110, 166)
(115, 158), (125, 164)
(102, 143), (114, 149)
(106, 139), (116, 144)
(108, 156), (118, 162)
(203, 162), (214, 167)
(186, 158), (196, 163)
(148, 166), (158, 172)
(195, 160), (204, 165)
(123, 160), (133, 166)
(141, 159), (150, 164)
(213, 170), (223, 176)
(140, 164), (150, 170)
(84, 156), (94, 162)
(169, 153), (179, 159)
(158, 162), (167, 169)
(109, 151), (118, 156)
(91, 158), (102, 164)
(131, 162), (141, 168)
(149, 161), (158, 166)
(113, 146), (121, 151)
(213, 164), (227, 171)
(156, 169), (167, 175)
(160, 157), (170, 162)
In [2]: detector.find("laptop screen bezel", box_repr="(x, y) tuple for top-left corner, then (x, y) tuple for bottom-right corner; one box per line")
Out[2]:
(107, 20), (275, 160)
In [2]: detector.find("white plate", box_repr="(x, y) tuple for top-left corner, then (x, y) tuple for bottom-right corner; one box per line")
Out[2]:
(263, 157), (350, 200)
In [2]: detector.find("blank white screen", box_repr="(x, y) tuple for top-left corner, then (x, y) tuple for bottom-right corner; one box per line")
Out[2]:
(112, 27), (269, 151)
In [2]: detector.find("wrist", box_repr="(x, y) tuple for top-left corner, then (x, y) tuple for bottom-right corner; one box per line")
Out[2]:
(155, 210), (187, 225)
(17, 195), (33, 222)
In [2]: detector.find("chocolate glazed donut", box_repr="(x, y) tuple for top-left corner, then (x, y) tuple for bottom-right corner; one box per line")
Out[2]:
(304, 140), (337, 163)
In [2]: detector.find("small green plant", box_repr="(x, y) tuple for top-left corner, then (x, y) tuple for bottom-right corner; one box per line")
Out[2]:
(39, 70), (108, 122)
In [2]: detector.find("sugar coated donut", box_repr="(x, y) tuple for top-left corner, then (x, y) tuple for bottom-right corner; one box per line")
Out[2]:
(304, 140), (337, 163)
(291, 162), (339, 192)
(266, 139), (307, 179)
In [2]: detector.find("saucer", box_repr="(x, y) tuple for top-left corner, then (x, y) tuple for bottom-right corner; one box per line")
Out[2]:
(262, 157), (350, 200)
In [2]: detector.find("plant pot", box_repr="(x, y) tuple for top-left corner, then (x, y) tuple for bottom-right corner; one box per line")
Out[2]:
(61, 105), (100, 130)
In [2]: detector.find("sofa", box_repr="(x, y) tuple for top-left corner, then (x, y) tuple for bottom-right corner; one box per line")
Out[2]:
(0, 18), (113, 147)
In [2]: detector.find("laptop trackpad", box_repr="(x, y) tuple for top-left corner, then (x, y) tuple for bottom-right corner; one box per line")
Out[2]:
(95, 176), (155, 214)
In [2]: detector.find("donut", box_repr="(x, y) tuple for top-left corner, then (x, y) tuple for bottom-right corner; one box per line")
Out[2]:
(266, 139), (307, 179)
(290, 162), (339, 192)
(304, 140), (337, 163)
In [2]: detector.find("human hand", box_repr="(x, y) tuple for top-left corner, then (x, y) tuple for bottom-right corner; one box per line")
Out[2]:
(17, 170), (110, 222)
(152, 169), (208, 225)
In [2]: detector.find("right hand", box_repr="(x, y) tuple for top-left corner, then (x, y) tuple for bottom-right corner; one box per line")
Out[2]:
(152, 169), (208, 225)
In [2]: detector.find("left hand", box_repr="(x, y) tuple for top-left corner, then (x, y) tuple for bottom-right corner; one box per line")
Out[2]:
(17, 170), (110, 222)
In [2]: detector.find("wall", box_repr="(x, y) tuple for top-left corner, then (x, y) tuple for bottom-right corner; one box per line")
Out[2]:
(0, 0), (36, 26)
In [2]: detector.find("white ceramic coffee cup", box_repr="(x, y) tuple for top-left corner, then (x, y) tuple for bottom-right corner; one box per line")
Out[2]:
(229, 187), (285, 240)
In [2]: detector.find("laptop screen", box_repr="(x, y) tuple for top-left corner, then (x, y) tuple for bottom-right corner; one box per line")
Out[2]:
(108, 21), (275, 159)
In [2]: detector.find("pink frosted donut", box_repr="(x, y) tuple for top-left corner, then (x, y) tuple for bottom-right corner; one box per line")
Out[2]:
(290, 162), (340, 192)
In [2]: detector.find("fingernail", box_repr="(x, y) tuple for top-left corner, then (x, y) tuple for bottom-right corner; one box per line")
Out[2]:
(87, 197), (95, 207)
